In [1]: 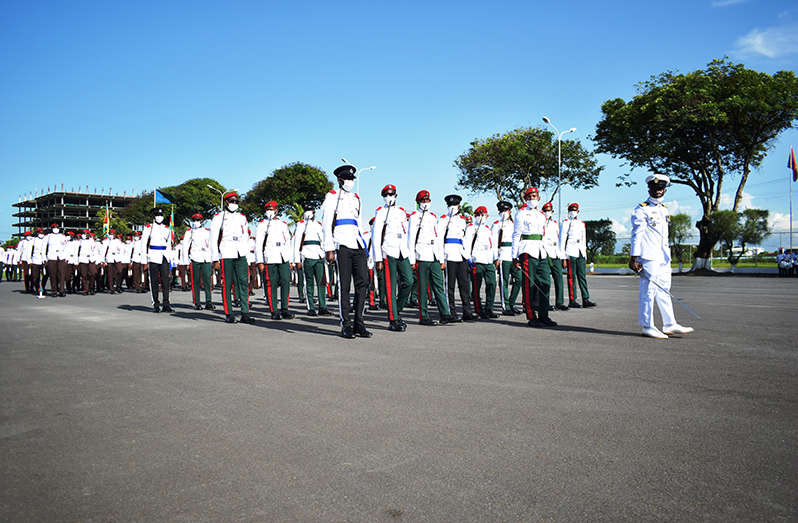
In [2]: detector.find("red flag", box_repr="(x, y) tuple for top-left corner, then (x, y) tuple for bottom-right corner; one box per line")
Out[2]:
(790, 146), (798, 182)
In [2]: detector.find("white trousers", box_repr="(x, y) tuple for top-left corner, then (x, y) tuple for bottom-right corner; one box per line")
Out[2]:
(638, 259), (676, 328)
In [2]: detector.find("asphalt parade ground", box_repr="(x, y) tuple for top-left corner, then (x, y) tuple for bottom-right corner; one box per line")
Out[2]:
(1, 274), (797, 522)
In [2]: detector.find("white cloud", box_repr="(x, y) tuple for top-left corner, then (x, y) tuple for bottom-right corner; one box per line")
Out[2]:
(719, 191), (756, 211)
(611, 217), (630, 237)
(734, 25), (798, 58)
(712, 0), (748, 6)
(768, 212), (798, 232)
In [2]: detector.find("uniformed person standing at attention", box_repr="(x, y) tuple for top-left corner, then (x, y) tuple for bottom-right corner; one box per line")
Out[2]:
(256, 201), (295, 320)
(629, 174), (694, 339)
(512, 187), (556, 327)
(492, 201), (521, 315)
(293, 203), (332, 316)
(439, 194), (479, 322)
(466, 206), (499, 319)
(43, 223), (67, 297)
(372, 184), (413, 332)
(322, 164), (372, 339)
(139, 207), (174, 313)
(541, 202), (568, 311)
(560, 203), (597, 309)
(210, 192), (256, 324)
(183, 213), (215, 310)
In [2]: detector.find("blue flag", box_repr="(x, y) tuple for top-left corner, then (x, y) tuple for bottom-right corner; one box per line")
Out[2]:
(155, 189), (175, 204)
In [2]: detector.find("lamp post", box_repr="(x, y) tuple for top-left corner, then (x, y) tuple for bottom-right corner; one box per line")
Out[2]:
(542, 117), (576, 223)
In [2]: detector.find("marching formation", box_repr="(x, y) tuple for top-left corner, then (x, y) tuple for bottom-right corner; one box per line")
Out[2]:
(2, 166), (698, 339)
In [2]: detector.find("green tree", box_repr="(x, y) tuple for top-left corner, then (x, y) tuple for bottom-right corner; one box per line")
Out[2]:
(668, 213), (694, 265)
(120, 178), (226, 227)
(585, 219), (616, 263)
(621, 243), (631, 256)
(454, 126), (603, 207)
(285, 202), (304, 232)
(594, 58), (798, 269)
(94, 208), (132, 238)
(242, 162), (332, 219)
(710, 210), (744, 266)
(459, 201), (474, 217)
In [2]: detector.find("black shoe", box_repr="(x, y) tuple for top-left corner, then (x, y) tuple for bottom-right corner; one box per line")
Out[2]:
(83, 291), (88, 296)
(556, 303), (570, 311)
(388, 321), (404, 332)
(307, 309), (318, 316)
(90, 290), (96, 295)
(429, 299), (438, 307)
(280, 309), (295, 319)
(233, 299), (241, 307)
(152, 305), (161, 313)
(511, 307), (521, 315)
(341, 325), (356, 339)
(249, 291), (255, 296)
(162, 305), (175, 313)
(463, 312), (481, 321)
(538, 317), (558, 327)
(582, 299), (597, 308)
(447, 314), (463, 323)
(271, 312), (282, 320)
(485, 311), (499, 319)
(419, 318), (438, 326)
(408, 300), (419, 308)
(568, 300), (582, 308)
(299, 297), (306, 304)
(367, 305), (379, 311)
(240, 313), (256, 325)
(59, 292), (66, 297)
(527, 318), (539, 327)
(355, 324), (373, 338)
(549, 305), (555, 311)
(318, 308), (333, 316)
(193, 304), (203, 310)
(379, 304), (388, 310)
(205, 303), (216, 310)
(502, 309), (515, 316)
(109, 290), (116, 295)
(225, 315), (238, 323)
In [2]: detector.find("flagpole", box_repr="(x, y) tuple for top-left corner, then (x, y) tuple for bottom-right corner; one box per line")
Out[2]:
(791, 146), (795, 254)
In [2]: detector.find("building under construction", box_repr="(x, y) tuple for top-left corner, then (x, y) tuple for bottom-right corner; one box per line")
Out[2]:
(11, 185), (138, 237)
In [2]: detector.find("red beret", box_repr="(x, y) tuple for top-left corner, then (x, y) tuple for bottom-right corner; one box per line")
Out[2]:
(192, 213), (203, 220)
(381, 184), (397, 196)
(568, 203), (579, 211)
(474, 206), (487, 214)
(416, 190), (430, 201)
(264, 201), (278, 209)
(542, 202), (553, 211)
(223, 191), (238, 200)
(523, 187), (539, 199)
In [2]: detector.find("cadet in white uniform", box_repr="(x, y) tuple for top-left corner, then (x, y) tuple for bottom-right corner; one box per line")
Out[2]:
(294, 203), (331, 316)
(560, 203), (596, 308)
(466, 206), (499, 319)
(44, 223), (67, 297)
(541, 202), (568, 311)
(183, 213), (215, 310)
(139, 207), (174, 313)
(439, 194), (479, 322)
(210, 192), (256, 324)
(629, 174), (694, 339)
(322, 164), (371, 339)
(256, 201), (295, 320)
(372, 184), (413, 332)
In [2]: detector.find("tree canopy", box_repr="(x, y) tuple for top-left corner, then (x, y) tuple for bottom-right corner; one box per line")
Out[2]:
(710, 208), (771, 266)
(120, 178), (226, 227)
(668, 213), (694, 264)
(585, 219), (616, 262)
(454, 127), (603, 207)
(242, 162), (333, 219)
(594, 58), (798, 267)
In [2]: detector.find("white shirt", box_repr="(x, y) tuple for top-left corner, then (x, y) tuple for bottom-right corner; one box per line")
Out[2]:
(183, 227), (212, 264)
(491, 216), (515, 262)
(512, 207), (547, 259)
(293, 219), (325, 262)
(560, 218), (587, 258)
(465, 219), (497, 264)
(210, 211), (250, 261)
(630, 197), (671, 263)
(438, 213), (469, 262)
(321, 188), (366, 251)
(371, 205), (410, 262)
(543, 217), (563, 260)
(140, 222), (173, 264)
(255, 218), (292, 264)
(407, 209), (442, 265)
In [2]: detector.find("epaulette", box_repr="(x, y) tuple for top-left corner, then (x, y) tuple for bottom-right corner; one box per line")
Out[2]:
(640, 202), (649, 207)
(459, 215), (466, 219)
(430, 212), (437, 218)
(282, 220), (288, 224)
(214, 212), (220, 216)
(441, 214), (448, 219)
(298, 219), (305, 223)
(662, 203), (668, 208)
(145, 224), (152, 228)
(329, 189), (337, 195)
(259, 219), (266, 223)
(376, 206), (383, 211)
(494, 220), (500, 224)
(355, 194), (360, 199)
(399, 207), (405, 212)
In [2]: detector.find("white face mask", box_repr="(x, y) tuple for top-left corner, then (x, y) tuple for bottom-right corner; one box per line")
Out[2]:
(383, 195), (396, 206)
(265, 210), (276, 220)
(304, 211), (314, 220)
(342, 180), (355, 192)
(569, 211), (578, 219)
(545, 211), (553, 219)
(193, 221), (201, 229)
(227, 203), (239, 212)
(526, 198), (539, 209)
(38, 233), (44, 238)
(418, 202), (430, 211)
(82, 234), (88, 240)
(155, 216), (164, 224)
(448, 205), (459, 216)
(52, 228), (59, 234)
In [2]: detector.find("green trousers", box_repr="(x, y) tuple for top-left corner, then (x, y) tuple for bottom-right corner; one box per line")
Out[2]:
(520, 253), (551, 320)
(566, 255), (590, 301)
(499, 260), (521, 311)
(190, 261), (213, 304)
(302, 258), (327, 310)
(548, 257), (565, 306)
(263, 261), (291, 313)
(415, 259), (450, 321)
(221, 257), (249, 315)
(471, 262), (497, 315)
(296, 265), (305, 300)
(383, 255), (413, 322)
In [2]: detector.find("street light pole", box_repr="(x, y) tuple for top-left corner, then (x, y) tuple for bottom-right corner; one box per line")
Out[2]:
(542, 117), (576, 223)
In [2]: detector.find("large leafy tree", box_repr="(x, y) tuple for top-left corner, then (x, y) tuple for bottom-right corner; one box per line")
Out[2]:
(120, 178), (226, 227)
(710, 208), (771, 267)
(594, 58), (798, 269)
(668, 213), (694, 265)
(454, 127), (603, 207)
(242, 162), (332, 219)
(585, 219), (616, 262)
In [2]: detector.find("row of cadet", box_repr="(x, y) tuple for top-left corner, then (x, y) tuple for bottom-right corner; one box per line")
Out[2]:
(776, 249), (798, 277)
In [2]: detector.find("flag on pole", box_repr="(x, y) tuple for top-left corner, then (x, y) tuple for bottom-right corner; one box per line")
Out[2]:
(155, 189), (175, 204)
(103, 203), (110, 238)
(789, 146), (798, 182)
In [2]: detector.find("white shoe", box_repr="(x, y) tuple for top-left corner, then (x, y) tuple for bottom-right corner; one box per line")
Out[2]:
(642, 326), (668, 339)
(663, 324), (694, 335)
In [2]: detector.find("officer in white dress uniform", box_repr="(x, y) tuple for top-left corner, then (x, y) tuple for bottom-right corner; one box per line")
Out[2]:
(629, 174), (694, 339)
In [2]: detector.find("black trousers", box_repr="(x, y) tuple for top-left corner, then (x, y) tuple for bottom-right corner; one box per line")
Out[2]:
(335, 245), (369, 328)
(446, 260), (473, 316)
(148, 261), (171, 305)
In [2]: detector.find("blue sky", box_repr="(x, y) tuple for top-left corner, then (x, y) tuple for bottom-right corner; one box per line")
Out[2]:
(2, 0), (797, 250)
